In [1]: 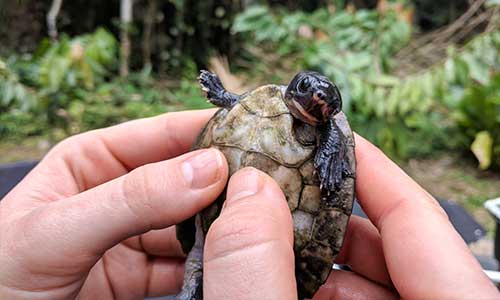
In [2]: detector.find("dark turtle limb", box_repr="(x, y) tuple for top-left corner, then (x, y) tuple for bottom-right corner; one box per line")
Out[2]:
(314, 118), (353, 192)
(296, 208), (348, 299)
(176, 216), (205, 300)
(198, 70), (241, 109)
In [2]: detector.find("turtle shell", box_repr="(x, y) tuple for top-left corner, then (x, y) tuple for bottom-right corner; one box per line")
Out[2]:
(179, 84), (355, 298)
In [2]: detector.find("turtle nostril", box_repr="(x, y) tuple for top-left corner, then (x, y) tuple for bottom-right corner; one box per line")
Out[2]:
(315, 90), (326, 101)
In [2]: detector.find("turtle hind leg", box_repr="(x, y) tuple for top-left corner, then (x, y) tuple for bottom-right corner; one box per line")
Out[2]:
(296, 241), (337, 300)
(176, 216), (205, 300)
(198, 70), (241, 109)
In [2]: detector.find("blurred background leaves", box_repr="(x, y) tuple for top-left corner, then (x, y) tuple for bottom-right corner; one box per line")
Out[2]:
(0, 0), (499, 170)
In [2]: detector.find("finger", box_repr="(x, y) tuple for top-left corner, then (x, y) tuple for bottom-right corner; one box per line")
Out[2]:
(204, 168), (296, 300)
(83, 109), (217, 170)
(146, 257), (185, 297)
(354, 134), (499, 299)
(80, 245), (185, 299)
(123, 226), (186, 258)
(8, 109), (217, 204)
(314, 270), (398, 300)
(13, 149), (228, 273)
(335, 216), (392, 287)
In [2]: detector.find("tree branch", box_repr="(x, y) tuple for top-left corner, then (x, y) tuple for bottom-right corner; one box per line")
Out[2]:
(120, 0), (133, 78)
(47, 0), (63, 40)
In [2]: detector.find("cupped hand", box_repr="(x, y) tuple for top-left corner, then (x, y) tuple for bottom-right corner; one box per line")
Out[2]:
(313, 135), (500, 300)
(1, 108), (499, 300)
(0, 110), (230, 300)
(199, 135), (500, 300)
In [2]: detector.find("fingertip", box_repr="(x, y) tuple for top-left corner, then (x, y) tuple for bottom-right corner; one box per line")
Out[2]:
(179, 148), (228, 188)
(204, 166), (297, 300)
(227, 167), (286, 203)
(226, 167), (263, 202)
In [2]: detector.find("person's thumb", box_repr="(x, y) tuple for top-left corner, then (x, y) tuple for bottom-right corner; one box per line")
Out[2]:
(204, 167), (297, 300)
(11, 149), (228, 270)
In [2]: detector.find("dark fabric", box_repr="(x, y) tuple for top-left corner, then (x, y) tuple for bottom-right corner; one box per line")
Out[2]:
(436, 197), (486, 244)
(353, 197), (486, 244)
(0, 161), (37, 200)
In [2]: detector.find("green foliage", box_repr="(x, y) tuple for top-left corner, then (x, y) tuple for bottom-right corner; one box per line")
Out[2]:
(233, 6), (411, 72)
(455, 73), (500, 169)
(1, 5), (499, 172)
(32, 28), (118, 127)
(0, 109), (46, 140)
(346, 28), (500, 160)
(1, 29), (177, 140)
(36, 28), (117, 92)
(165, 78), (212, 110)
(233, 5), (500, 163)
(164, 59), (212, 110)
(0, 58), (36, 112)
(234, 6), (428, 159)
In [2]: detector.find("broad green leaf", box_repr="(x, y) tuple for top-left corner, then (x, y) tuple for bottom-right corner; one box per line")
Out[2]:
(471, 131), (493, 170)
(462, 52), (490, 85)
(2, 83), (14, 106)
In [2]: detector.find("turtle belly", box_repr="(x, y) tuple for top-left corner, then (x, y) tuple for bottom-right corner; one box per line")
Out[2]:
(190, 94), (355, 298)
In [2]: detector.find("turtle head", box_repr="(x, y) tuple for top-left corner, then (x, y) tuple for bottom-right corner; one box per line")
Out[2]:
(284, 71), (342, 125)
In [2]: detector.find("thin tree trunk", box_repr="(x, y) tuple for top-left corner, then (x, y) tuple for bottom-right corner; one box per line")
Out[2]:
(142, 0), (157, 70)
(120, 0), (133, 78)
(47, 0), (63, 40)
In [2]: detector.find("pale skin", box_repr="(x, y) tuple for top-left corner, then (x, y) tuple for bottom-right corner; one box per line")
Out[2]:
(0, 109), (498, 300)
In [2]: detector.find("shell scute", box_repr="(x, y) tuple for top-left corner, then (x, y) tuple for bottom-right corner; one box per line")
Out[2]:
(212, 103), (314, 166)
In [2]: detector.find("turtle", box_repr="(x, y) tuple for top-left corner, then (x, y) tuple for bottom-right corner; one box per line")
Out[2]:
(176, 70), (356, 299)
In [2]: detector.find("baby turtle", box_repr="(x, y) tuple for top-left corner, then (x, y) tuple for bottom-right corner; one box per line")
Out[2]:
(176, 70), (356, 299)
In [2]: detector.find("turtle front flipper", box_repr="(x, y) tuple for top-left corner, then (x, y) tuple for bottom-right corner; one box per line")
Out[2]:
(198, 70), (241, 109)
(314, 118), (352, 192)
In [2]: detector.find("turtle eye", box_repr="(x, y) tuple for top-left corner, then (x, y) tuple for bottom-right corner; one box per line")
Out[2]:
(297, 77), (310, 94)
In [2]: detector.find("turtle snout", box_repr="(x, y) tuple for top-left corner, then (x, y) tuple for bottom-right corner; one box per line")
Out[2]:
(314, 90), (327, 102)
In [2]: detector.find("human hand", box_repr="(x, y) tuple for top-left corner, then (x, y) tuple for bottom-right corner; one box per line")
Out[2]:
(310, 134), (500, 299)
(1, 109), (499, 300)
(200, 135), (500, 300)
(0, 110), (230, 300)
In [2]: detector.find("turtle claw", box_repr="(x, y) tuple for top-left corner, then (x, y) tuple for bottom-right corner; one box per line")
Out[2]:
(197, 70), (240, 109)
(198, 70), (222, 99)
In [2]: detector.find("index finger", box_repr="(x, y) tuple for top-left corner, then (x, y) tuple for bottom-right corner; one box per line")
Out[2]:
(354, 134), (499, 299)
(67, 108), (218, 170)
(7, 109), (217, 203)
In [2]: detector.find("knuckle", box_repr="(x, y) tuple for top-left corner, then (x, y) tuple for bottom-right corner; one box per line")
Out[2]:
(205, 202), (286, 261)
(120, 162), (186, 227)
(160, 113), (183, 156)
(378, 193), (448, 231)
(120, 166), (157, 225)
(208, 210), (262, 244)
(49, 130), (100, 158)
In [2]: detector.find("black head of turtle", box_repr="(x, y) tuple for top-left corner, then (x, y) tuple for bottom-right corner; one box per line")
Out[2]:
(284, 71), (342, 126)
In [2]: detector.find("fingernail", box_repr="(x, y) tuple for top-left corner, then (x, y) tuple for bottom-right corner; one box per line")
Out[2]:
(182, 149), (223, 189)
(227, 168), (262, 201)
